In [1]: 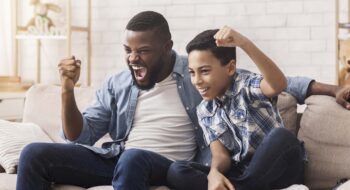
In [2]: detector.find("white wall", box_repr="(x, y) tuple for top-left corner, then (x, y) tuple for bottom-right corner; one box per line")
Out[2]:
(16, 0), (339, 87)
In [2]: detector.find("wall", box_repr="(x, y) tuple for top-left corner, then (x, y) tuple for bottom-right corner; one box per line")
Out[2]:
(16, 0), (339, 87)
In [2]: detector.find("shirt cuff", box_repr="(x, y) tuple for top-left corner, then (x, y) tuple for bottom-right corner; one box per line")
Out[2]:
(285, 76), (314, 104)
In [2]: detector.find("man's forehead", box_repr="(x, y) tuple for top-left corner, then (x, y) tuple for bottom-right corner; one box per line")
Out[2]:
(123, 30), (158, 45)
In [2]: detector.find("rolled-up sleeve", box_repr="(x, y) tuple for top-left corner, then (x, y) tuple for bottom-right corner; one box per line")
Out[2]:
(285, 76), (314, 104)
(60, 79), (113, 146)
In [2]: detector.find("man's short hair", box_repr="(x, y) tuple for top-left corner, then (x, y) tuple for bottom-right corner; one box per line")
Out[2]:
(126, 11), (171, 42)
(186, 29), (236, 65)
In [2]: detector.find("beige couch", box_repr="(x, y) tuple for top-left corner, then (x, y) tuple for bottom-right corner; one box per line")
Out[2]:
(0, 84), (349, 190)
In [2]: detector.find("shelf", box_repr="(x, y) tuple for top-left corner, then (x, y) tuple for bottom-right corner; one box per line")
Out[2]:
(16, 35), (67, 40)
(339, 22), (350, 29)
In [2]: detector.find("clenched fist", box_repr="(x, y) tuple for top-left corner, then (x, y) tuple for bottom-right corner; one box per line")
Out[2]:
(58, 56), (81, 91)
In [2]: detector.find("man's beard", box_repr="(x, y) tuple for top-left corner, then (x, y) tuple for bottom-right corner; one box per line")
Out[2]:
(129, 58), (163, 90)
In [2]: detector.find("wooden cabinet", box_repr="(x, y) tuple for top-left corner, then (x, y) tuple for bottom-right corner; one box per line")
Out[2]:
(336, 0), (350, 86)
(11, 0), (92, 85)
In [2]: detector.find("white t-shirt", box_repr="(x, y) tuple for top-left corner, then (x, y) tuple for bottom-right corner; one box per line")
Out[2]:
(124, 74), (197, 161)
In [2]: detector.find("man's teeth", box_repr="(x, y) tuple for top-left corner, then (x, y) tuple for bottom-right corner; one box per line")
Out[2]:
(131, 65), (144, 70)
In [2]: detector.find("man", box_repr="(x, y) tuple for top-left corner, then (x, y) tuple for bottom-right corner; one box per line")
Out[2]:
(16, 11), (350, 190)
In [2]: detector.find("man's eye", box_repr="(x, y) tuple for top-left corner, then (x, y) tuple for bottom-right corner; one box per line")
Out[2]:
(139, 50), (150, 54)
(124, 49), (131, 54)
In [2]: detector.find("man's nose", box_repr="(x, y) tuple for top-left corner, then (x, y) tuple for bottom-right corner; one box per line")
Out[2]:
(128, 52), (140, 62)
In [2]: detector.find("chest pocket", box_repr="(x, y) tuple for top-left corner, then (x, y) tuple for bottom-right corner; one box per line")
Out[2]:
(229, 108), (247, 127)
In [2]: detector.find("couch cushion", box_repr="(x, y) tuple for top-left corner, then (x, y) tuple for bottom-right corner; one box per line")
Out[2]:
(277, 92), (298, 135)
(0, 120), (52, 174)
(23, 85), (96, 143)
(0, 173), (16, 190)
(298, 95), (350, 190)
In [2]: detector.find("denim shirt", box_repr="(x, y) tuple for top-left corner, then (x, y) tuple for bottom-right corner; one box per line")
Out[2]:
(61, 50), (313, 165)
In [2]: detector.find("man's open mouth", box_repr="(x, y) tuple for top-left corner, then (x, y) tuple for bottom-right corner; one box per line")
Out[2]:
(130, 64), (147, 81)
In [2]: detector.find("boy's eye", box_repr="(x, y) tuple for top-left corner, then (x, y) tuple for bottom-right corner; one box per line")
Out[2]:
(201, 69), (209, 74)
(188, 70), (195, 76)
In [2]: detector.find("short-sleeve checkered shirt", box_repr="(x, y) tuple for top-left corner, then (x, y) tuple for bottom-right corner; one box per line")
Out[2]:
(196, 70), (284, 163)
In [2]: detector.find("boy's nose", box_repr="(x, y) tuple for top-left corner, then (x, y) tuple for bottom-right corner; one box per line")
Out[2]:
(193, 75), (203, 85)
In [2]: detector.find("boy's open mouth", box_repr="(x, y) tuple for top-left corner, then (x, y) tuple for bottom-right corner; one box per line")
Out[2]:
(197, 87), (209, 95)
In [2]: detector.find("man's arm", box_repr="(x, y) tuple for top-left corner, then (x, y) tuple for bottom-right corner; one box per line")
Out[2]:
(58, 56), (84, 141)
(284, 77), (350, 110)
(214, 26), (287, 98)
(307, 82), (350, 110)
(208, 140), (235, 190)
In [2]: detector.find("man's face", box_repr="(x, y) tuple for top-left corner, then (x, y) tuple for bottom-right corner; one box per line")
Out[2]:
(188, 50), (235, 100)
(123, 30), (165, 90)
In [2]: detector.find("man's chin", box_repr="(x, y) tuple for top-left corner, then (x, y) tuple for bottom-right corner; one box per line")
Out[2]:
(135, 80), (155, 90)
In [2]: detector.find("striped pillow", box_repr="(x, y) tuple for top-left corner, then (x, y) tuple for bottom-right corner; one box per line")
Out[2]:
(0, 119), (52, 174)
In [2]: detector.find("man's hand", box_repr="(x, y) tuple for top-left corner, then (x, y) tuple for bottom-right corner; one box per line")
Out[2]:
(58, 56), (81, 92)
(208, 169), (235, 190)
(214, 26), (249, 48)
(335, 86), (350, 110)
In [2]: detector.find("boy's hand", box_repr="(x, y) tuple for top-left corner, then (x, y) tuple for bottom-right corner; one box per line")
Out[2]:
(208, 169), (235, 190)
(214, 26), (248, 48)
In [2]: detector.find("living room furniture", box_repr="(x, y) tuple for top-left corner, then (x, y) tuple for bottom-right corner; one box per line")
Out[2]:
(11, 0), (92, 85)
(336, 0), (350, 86)
(0, 84), (349, 190)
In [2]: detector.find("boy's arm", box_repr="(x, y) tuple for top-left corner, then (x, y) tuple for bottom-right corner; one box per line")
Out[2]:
(215, 26), (287, 98)
(208, 140), (235, 190)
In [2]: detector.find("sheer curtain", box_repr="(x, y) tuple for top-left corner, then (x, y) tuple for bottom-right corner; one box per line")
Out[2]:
(0, 0), (11, 75)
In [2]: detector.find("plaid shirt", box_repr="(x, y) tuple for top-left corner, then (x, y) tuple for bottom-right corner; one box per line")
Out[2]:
(197, 70), (284, 163)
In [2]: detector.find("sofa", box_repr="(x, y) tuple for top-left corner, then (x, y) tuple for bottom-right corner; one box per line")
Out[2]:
(0, 84), (349, 190)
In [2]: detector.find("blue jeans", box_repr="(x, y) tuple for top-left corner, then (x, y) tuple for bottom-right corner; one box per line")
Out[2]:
(16, 143), (172, 190)
(167, 127), (305, 190)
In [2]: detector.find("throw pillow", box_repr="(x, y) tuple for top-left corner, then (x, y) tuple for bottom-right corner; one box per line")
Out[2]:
(0, 119), (52, 174)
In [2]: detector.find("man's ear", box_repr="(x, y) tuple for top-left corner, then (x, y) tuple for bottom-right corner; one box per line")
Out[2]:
(227, 59), (236, 76)
(164, 40), (173, 53)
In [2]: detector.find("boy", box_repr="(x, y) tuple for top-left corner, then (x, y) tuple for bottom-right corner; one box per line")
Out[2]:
(167, 26), (305, 190)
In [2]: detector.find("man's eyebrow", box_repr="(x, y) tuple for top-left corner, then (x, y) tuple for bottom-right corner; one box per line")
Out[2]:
(122, 45), (152, 50)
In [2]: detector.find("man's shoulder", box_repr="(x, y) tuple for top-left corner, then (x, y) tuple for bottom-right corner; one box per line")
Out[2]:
(101, 70), (134, 94)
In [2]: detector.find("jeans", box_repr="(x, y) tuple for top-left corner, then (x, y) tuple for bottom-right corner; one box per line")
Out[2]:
(16, 143), (173, 190)
(167, 127), (305, 190)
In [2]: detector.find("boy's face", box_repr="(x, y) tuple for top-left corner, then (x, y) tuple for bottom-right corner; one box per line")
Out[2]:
(188, 50), (235, 101)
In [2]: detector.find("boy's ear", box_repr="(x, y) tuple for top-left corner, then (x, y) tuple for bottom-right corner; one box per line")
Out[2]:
(227, 59), (236, 76)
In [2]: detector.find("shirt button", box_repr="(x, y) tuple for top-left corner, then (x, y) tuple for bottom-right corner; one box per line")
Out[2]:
(172, 74), (177, 78)
(205, 163), (209, 166)
(195, 126), (198, 130)
(181, 74), (184, 77)
(186, 107), (189, 110)
(201, 146), (205, 149)
(178, 85), (182, 89)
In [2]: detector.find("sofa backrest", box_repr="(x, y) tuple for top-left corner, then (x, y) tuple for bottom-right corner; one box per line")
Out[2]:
(298, 95), (350, 190)
(22, 84), (299, 144)
(22, 84), (96, 143)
